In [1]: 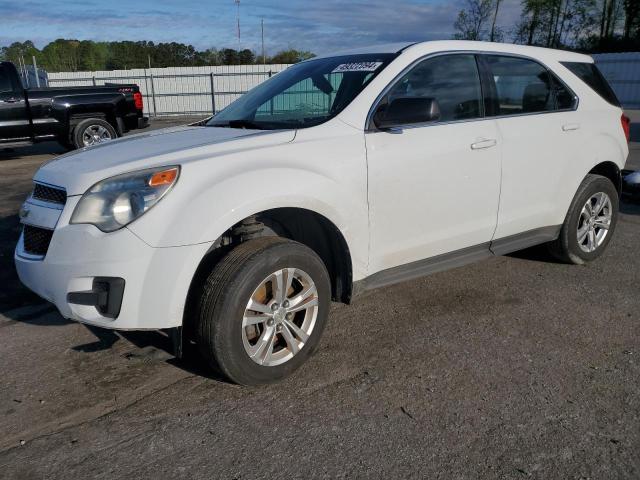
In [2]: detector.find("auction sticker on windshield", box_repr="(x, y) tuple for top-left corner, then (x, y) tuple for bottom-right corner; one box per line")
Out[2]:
(332, 62), (383, 73)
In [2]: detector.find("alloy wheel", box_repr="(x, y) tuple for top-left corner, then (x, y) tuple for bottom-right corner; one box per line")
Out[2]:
(242, 268), (319, 367)
(577, 191), (612, 253)
(82, 124), (113, 147)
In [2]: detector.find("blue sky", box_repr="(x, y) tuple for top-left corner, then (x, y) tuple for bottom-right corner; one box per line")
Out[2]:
(1, 0), (521, 55)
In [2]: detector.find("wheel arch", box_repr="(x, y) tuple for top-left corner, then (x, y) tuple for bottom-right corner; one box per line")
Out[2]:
(68, 111), (119, 135)
(52, 95), (123, 139)
(183, 207), (355, 336)
(589, 161), (622, 194)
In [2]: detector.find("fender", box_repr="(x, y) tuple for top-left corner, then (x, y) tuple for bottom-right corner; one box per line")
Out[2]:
(51, 92), (127, 126)
(550, 127), (627, 227)
(127, 126), (371, 281)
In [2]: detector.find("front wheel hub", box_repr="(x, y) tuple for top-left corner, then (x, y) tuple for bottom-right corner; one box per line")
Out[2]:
(241, 267), (319, 367)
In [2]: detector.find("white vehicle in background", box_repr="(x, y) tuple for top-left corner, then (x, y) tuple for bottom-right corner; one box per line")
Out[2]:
(15, 41), (630, 385)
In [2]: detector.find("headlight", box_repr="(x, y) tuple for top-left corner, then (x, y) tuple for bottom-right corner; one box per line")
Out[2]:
(70, 166), (179, 232)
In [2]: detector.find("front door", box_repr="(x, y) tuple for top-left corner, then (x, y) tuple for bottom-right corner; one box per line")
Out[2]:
(0, 63), (30, 141)
(366, 54), (502, 275)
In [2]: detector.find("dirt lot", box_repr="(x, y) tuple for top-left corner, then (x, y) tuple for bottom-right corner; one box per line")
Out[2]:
(1, 119), (639, 479)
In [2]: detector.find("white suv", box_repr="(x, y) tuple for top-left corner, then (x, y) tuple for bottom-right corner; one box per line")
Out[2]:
(16, 41), (630, 385)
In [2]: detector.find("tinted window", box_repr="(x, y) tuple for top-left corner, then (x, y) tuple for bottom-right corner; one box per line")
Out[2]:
(561, 61), (620, 107)
(553, 76), (577, 110)
(386, 54), (483, 122)
(254, 71), (361, 123)
(208, 53), (396, 130)
(0, 65), (13, 92)
(486, 56), (557, 115)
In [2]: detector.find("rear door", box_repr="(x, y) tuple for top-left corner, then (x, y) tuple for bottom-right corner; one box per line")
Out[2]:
(479, 54), (581, 242)
(0, 63), (31, 141)
(366, 53), (501, 274)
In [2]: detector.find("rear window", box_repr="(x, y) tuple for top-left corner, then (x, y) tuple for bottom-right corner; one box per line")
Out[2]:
(561, 62), (620, 107)
(0, 65), (13, 92)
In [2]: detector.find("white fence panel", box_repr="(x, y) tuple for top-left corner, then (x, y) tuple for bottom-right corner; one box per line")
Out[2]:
(593, 53), (640, 110)
(47, 64), (291, 117)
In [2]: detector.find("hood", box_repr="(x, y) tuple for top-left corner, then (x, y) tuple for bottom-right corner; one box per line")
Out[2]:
(35, 126), (295, 195)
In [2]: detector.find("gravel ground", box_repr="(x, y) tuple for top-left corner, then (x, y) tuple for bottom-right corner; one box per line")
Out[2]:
(0, 117), (639, 479)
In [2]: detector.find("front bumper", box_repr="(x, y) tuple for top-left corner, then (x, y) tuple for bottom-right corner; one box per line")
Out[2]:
(15, 197), (211, 330)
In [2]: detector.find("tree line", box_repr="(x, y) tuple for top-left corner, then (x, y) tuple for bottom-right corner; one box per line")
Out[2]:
(454, 0), (640, 51)
(0, 39), (315, 72)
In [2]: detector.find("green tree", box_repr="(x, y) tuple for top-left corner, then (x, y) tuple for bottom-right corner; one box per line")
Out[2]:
(1, 39), (319, 71)
(196, 48), (221, 66)
(514, 0), (596, 48)
(40, 39), (83, 71)
(490, 0), (504, 41)
(0, 41), (41, 65)
(269, 49), (315, 64)
(453, 0), (494, 40)
(623, 0), (640, 39)
(238, 49), (255, 64)
(221, 48), (240, 65)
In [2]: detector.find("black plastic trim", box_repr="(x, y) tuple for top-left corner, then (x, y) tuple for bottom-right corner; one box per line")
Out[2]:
(353, 243), (492, 295)
(67, 277), (125, 319)
(490, 225), (561, 256)
(352, 225), (561, 296)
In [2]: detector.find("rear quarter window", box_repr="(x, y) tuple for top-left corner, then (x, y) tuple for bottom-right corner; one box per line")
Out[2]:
(561, 62), (620, 107)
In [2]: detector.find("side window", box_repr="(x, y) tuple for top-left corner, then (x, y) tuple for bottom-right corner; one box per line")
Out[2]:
(553, 76), (577, 110)
(561, 61), (620, 107)
(485, 56), (556, 115)
(0, 66), (14, 93)
(254, 71), (373, 123)
(386, 54), (483, 122)
(255, 72), (346, 122)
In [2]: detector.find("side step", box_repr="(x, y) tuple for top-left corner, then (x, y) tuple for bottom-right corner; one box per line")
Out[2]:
(1, 140), (34, 149)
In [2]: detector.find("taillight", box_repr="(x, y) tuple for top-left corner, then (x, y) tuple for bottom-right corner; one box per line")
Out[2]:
(621, 114), (630, 143)
(133, 92), (144, 110)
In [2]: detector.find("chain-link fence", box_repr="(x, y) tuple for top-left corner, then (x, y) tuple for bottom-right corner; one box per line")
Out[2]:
(47, 64), (291, 118)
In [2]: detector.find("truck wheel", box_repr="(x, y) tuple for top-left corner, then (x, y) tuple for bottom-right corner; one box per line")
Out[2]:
(195, 237), (331, 385)
(548, 174), (619, 264)
(72, 118), (117, 149)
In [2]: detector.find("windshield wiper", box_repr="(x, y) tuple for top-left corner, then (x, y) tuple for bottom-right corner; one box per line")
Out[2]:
(209, 119), (266, 130)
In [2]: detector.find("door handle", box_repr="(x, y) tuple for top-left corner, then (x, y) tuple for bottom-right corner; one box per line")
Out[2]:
(2, 98), (19, 103)
(562, 123), (580, 131)
(470, 139), (497, 150)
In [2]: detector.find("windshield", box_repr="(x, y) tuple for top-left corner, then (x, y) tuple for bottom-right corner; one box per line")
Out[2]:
(207, 53), (397, 130)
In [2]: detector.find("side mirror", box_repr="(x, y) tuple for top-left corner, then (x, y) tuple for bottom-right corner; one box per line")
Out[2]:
(373, 97), (441, 129)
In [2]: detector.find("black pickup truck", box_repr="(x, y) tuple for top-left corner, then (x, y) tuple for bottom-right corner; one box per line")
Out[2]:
(0, 61), (148, 150)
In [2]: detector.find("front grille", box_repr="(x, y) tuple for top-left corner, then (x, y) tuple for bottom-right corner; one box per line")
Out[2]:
(23, 225), (54, 257)
(32, 183), (67, 205)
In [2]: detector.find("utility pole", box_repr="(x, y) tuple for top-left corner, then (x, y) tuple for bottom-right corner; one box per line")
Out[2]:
(235, 0), (241, 45)
(261, 18), (265, 65)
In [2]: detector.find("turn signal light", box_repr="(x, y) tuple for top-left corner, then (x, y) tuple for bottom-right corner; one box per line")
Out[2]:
(149, 168), (178, 187)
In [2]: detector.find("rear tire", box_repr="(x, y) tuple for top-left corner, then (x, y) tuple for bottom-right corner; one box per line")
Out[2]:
(548, 174), (619, 264)
(71, 118), (117, 149)
(195, 237), (331, 386)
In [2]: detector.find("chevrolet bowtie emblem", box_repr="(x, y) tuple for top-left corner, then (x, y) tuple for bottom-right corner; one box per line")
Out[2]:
(18, 204), (30, 220)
